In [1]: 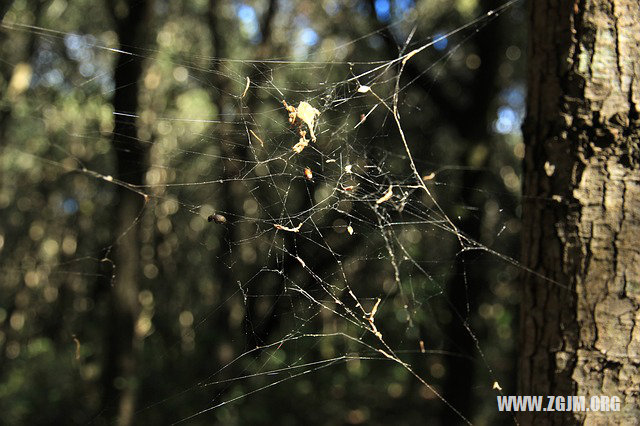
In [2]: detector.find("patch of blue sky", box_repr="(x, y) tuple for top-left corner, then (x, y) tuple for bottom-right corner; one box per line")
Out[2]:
(494, 106), (518, 134)
(62, 33), (98, 79)
(494, 85), (525, 134)
(235, 3), (260, 43)
(395, 0), (414, 14)
(79, 63), (95, 78)
(63, 198), (79, 215)
(433, 32), (448, 51)
(300, 28), (319, 46)
(375, 0), (414, 21)
(502, 86), (525, 109)
(374, 0), (391, 21)
(42, 69), (64, 87)
(64, 34), (94, 63)
(63, 33), (83, 52)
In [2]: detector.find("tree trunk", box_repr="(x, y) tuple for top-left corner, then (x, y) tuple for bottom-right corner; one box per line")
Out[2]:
(100, 1), (150, 425)
(440, 2), (505, 421)
(519, 0), (640, 424)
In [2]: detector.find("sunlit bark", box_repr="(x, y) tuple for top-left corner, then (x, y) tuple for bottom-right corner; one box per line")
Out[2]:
(520, 1), (640, 424)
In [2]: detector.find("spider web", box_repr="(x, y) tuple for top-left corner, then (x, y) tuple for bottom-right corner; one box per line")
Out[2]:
(0, 1), (534, 424)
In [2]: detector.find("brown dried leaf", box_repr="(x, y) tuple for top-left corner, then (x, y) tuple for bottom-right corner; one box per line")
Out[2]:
(376, 185), (393, 204)
(242, 76), (250, 98)
(292, 131), (309, 154)
(296, 101), (320, 139)
(304, 167), (313, 180)
(422, 172), (435, 181)
(273, 223), (303, 233)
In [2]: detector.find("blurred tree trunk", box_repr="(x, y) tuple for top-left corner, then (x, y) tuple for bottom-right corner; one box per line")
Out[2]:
(439, 1), (506, 422)
(0, 0), (42, 377)
(365, 1), (508, 422)
(207, 0), (285, 354)
(1, 0), (37, 145)
(100, 1), (150, 425)
(519, 1), (640, 424)
(0, 2), (12, 20)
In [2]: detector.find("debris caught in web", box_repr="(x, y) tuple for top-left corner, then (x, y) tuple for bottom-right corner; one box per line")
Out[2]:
(208, 214), (227, 224)
(72, 335), (81, 360)
(283, 100), (320, 152)
(376, 185), (393, 204)
(242, 76), (250, 98)
(422, 172), (435, 181)
(366, 298), (382, 338)
(292, 130), (310, 154)
(274, 222), (303, 233)
(249, 129), (264, 146)
(304, 167), (313, 180)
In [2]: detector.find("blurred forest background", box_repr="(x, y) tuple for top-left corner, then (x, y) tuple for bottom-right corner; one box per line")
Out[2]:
(0, 0), (526, 424)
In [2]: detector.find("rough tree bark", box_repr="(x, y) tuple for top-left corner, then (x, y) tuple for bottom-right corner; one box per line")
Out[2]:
(100, 1), (150, 425)
(519, 0), (640, 424)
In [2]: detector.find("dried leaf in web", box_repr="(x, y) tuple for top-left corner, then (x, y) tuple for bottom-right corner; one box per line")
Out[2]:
(292, 131), (310, 154)
(376, 185), (393, 204)
(284, 100), (320, 143)
(72, 335), (81, 360)
(422, 172), (435, 181)
(295, 101), (320, 140)
(273, 222), (303, 233)
(208, 214), (227, 224)
(304, 167), (313, 180)
(241, 76), (250, 98)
